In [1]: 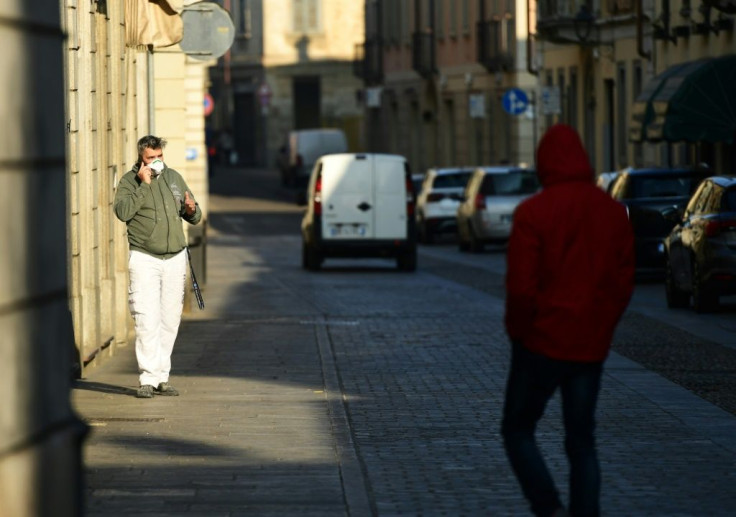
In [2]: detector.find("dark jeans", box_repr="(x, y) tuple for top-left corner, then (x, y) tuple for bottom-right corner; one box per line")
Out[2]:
(501, 342), (603, 517)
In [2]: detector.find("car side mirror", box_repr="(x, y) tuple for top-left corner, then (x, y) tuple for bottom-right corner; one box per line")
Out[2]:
(662, 205), (684, 223)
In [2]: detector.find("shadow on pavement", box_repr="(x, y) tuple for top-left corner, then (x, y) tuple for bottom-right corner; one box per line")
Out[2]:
(74, 380), (137, 397)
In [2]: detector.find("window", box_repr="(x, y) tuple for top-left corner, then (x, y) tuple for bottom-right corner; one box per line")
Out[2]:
(632, 61), (643, 166)
(704, 185), (723, 214)
(569, 67), (578, 130)
(481, 171), (539, 195)
(617, 63), (628, 168)
(401, 0), (410, 45)
(436, 0), (444, 38)
(239, 0), (252, 38)
(557, 68), (566, 124)
(722, 188), (736, 211)
(449, 0), (458, 36)
(630, 175), (702, 199)
(293, 0), (321, 34)
(433, 171), (473, 188)
(690, 181), (714, 215)
(462, 0), (470, 34)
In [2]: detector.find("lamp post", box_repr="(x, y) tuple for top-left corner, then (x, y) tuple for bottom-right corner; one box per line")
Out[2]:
(573, 3), (595, 43)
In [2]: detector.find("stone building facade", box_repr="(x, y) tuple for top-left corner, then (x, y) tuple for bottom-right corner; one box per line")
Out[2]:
(262, 0), (366, 159)
(359, 0), (537, 175)
(534, 0), (736, 174)
(2, 1), (216, 512)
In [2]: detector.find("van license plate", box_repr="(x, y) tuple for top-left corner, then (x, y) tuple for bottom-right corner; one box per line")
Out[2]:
(329, 224), (367, 237)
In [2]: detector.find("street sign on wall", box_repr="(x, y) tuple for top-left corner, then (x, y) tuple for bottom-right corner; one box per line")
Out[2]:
(469, 94), (486, 118)
(541, 86), (562, 115)
(502, 88), (529, 116)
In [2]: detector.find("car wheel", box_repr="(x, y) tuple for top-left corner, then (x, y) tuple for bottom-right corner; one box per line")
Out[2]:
(469, 225), (484, 253)
(303, 242), (322, 271)
(664, 258), (689, 309)
(397, 249), (417, 272)
(692, 259), (717, 313)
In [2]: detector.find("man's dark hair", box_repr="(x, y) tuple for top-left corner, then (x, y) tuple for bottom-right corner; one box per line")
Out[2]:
(137, 135), (167, 159)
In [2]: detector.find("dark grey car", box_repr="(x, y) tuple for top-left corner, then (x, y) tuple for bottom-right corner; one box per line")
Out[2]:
(664, 176), (736, 312)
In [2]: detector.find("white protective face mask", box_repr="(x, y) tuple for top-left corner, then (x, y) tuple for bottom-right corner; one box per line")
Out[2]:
(149, 159), (165, 175)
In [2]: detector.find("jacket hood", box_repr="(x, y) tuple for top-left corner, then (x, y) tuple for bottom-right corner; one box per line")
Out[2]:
(536, 124), (593, 187)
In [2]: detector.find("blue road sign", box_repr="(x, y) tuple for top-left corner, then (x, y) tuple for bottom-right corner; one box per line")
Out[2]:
(502, 88), (529, 116)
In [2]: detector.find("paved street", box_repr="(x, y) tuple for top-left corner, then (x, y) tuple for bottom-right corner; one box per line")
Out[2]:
(73, 167), (736, 516)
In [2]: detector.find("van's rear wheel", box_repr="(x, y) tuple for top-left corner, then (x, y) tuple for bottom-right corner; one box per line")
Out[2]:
(302, 242), (322, 271)
(397, 249), (417, 272)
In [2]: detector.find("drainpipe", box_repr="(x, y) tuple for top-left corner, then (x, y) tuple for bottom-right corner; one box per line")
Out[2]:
(147, 49), (155, 134)
(527, 0), (538, 75)
(637, 0), (651, 60)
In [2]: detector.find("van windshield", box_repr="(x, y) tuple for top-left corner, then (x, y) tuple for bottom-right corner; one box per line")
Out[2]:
(481, 171), (539, 196)
(433, 172), (472, 189)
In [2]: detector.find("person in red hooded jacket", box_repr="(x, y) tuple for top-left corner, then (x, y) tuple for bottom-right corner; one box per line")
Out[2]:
(501, 124), (635, 517)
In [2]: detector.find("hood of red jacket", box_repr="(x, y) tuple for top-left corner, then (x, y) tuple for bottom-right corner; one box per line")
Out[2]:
(536, 124), (594, 187)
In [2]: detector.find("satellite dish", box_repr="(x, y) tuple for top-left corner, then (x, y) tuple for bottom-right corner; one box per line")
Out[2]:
(180, 2), (235, 61)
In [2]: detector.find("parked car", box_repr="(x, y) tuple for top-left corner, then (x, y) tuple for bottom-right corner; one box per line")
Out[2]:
(301, 153), (417, 271)
(608, 167), (710, 273)
(456, 165), (539, 252)
(415, 167), (474, 243)
(411, 172), (425, 204)
(664, 176), (736, 312)
(277, 128), (348, 190)
(596, 171), (618, 193)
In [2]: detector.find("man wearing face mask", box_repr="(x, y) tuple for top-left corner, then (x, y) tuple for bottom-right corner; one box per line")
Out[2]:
(114, 135), (202, 399)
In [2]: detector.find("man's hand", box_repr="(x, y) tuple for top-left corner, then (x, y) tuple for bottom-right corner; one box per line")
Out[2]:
(184, 191), (196, 216)
(137, 162), (152, 184)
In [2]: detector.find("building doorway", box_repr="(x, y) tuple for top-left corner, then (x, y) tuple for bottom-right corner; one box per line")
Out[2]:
(233, 92), (257, 166)
(293, 76), (321, 129)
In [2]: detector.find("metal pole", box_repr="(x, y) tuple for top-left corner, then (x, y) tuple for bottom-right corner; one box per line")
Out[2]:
(147, 49), (155, 134)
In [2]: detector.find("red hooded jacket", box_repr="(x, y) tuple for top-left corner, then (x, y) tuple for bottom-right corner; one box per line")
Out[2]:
(505, 124), (635, 362)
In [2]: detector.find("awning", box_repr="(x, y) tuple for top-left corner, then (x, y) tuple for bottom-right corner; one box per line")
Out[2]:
(628, 62), (689, 143)
(125, 0), (184, 49)
(632, 55), (736, 144)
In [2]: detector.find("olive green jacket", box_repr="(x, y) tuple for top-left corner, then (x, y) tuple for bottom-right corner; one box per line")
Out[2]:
(113, 164), (202, 259)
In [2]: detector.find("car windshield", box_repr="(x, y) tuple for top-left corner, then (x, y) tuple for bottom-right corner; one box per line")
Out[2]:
(433, 172), (472, 189)
(480, 171), (539, 195)
(628, 175), (701, 198)
(723, 188), (736, 211)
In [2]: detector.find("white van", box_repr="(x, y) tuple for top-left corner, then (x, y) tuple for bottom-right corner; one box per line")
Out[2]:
(301, 153), (417, 271)
(277, 128), (348, 189)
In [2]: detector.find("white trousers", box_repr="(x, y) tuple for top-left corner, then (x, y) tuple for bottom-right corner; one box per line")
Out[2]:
(128, 249), (187, 387)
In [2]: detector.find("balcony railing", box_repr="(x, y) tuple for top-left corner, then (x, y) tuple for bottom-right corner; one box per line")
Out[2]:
(539, 0), (579, 19)
(537, 1), (603, 45)
(477, 19), (514, 72)
(353, 38), (384, 84)
(411, 31), (435, 79)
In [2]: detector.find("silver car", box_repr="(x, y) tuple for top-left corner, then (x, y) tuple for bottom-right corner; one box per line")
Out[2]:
(415, 167), (474, 243)
(457, 166), (539, 252)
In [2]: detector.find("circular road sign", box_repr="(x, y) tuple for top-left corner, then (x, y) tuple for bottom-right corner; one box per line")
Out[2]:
(180, 2), (235, 61)
(502, 88), (529, 116)
(204, 93), (214, 117)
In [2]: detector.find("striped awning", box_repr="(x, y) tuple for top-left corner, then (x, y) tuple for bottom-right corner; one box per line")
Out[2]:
(125, 0), (184, 48)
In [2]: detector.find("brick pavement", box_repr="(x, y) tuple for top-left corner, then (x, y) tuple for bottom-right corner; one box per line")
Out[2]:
(73, 219), (736, 516)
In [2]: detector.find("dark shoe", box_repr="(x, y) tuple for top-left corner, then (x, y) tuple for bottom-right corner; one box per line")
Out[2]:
(136, 385), (155, 398)
(155, 382), (179, 396)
